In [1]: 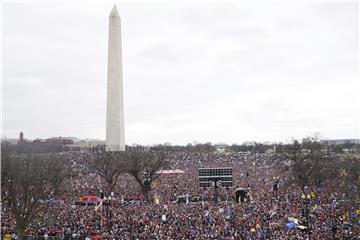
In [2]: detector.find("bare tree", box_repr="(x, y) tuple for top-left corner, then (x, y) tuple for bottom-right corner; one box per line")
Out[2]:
(126, 151), (167, 202)
(337, 157), (360, 193)
(290, 149), (319, 190)
(86, 151), (126, 194)
(301, 135), (322, 151)
(287, 136), (335, 190)
(344, 140), (353, 153)
(1, 141), (73, 239)
(47, 153), (75, 196)
(1, 152), (54, 239)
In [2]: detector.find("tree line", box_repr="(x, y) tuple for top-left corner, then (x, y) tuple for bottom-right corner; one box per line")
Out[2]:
(1, 141), (167, 239)
(1, 137), (359, 239)
(283, 136), (359, 194)
(150, 139), (360, 154)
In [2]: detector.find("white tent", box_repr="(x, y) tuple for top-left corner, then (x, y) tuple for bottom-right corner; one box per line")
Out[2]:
(156, 169), (185, 174)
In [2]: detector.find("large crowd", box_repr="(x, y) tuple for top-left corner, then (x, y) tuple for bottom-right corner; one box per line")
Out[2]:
(2, 151), (359, 239)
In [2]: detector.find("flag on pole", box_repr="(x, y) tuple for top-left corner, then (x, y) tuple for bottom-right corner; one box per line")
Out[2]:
(94, 200), (103, 211)
(341, 211), (349, 221)
(339, 169), (347, 177)
(312, 204), (317, 211)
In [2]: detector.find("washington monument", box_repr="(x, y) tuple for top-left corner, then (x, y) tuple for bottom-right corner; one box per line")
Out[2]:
(106, 5), (125, 151)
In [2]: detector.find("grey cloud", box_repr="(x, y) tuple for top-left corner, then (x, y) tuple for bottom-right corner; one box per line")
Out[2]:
(3, 2), (359, 144)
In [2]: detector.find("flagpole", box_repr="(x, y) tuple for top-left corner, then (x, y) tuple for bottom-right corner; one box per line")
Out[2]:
(101, 207), (103, 236)
(100, 199), (103, 237)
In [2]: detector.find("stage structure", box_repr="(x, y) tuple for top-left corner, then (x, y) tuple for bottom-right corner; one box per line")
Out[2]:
(198, 167), (233, 204)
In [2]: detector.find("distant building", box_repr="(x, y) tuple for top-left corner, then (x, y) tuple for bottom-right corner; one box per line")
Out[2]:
(15, 132), (75, 152)
(320, 139), (360, 145)
(216, 146), (226, 153)
(18, 131), (25, 144)
(126, 144), (150, 152)
(72, 139), (105, 150)
(17, 132), (74, 145)
(33, 138), (44, 143)
(243, 141), (256, 146)
(45, 137), (74, 145)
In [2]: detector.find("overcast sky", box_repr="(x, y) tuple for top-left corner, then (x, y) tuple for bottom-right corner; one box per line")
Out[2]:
(2, 0), (359, 145)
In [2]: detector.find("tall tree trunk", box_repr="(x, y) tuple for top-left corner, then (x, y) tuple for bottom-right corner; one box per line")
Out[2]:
(16, 223), (25, 240)
(54, 184), (60, 197)
(142, 185), (152, 202)
(108, 182), (115, 195)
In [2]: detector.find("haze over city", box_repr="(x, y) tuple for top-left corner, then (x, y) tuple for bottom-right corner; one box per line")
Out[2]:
(2, 0), (359, 145)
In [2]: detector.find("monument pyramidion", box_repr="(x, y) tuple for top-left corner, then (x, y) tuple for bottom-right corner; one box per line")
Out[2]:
(106, 5), (125, 151)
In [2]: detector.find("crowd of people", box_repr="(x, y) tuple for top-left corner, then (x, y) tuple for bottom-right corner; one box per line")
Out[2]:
(2, 151), (359, 239)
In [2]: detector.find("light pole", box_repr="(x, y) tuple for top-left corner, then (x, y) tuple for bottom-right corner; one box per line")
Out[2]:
(306, 194), (310, 230)
(108, 192), (114, 232)
(301, 193), (311, 231)
(212, 180), (221, 205)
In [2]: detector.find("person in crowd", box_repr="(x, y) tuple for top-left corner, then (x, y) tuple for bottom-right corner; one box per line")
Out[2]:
(1, 151), (359, 239)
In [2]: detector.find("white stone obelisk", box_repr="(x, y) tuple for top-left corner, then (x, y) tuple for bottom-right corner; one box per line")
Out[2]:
(106, 5), (125, 151)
